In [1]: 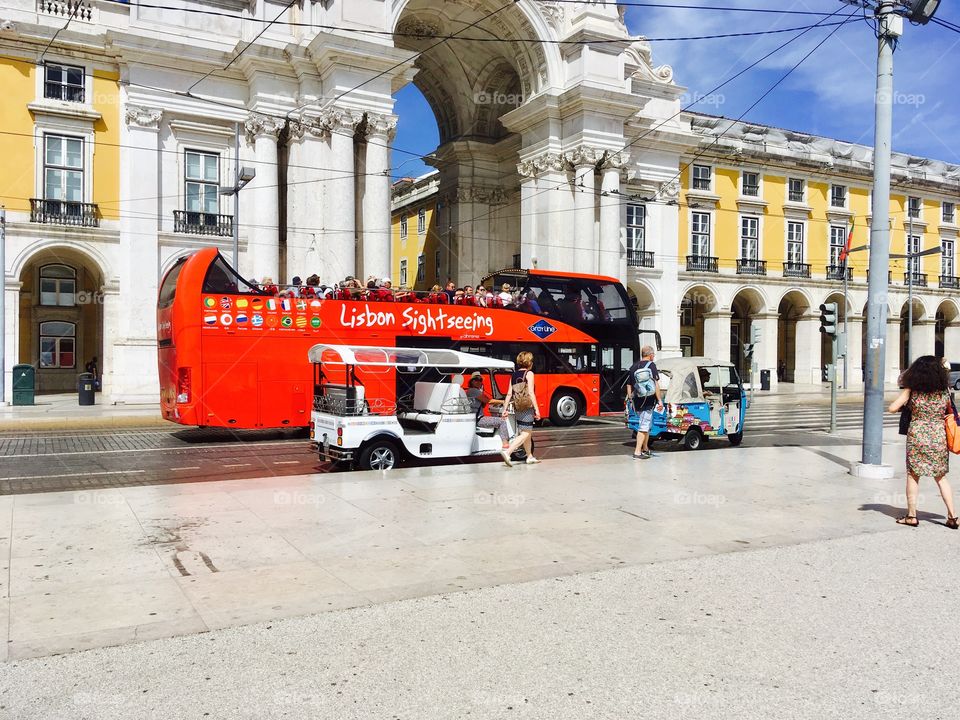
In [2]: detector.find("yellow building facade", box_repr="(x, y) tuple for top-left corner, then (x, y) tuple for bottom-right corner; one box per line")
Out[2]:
(391, 172), (444, 292)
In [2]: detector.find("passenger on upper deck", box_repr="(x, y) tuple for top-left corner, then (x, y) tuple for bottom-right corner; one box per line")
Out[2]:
(260, 277), (279, 295)
(498, 283), (514, 307)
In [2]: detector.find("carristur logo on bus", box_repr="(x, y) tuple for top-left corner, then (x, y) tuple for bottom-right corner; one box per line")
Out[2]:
(528, 319), (557, 339)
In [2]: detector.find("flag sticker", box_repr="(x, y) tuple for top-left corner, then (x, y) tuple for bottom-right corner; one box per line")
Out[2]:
(266, 315), (279, 327)
(251, 298), (263, 310)
(236, 298), (249, 309)
(281, 298), (292, 312)
(310, 316), (321, 328)
(236, 313), (248, 323)
(296, 299), (307, 311)
(220, 313), (233, 326)
(252, 314), (264, 327)
(310, 299), (322, 308)
(204, 315), (217, 325)
(220, 296), (232, 310)
(295, 315), (307, 328)
(203, 297), (217, 309)
(281, 316), (293, 328)
(266, 299), (277, 311)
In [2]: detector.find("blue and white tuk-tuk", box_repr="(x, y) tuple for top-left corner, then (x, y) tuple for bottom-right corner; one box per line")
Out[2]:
(627, 357), (747, 449)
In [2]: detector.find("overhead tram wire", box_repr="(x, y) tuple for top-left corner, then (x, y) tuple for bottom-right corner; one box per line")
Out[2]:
(547, 1), (841, 15)
(35, 0), (81, 64)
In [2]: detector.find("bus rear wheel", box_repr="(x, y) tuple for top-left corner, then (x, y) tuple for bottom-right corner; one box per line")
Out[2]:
(549, 390), (583, 427)
(357, 439), (400, 471)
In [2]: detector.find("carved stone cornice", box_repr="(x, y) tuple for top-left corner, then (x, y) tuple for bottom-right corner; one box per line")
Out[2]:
(447, 184), (509, 206)
(244, 112), (284, 143)
(365, 112), (398, 141)
(659, 179), (681, 200)
(600, 151), (630, 170)
(517, 160), (538, 180)
(125, 105), (162, 129)
(319, 107), (364, 135)
(565, 146), (602, 169)
(288, 116), (330, 141)
(533, 152), (566, 175)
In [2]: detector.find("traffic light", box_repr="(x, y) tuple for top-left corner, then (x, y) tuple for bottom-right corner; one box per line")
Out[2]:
(819, 302), (838, 337)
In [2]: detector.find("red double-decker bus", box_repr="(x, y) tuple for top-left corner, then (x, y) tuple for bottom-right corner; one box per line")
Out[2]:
(157, 249), (657, 429)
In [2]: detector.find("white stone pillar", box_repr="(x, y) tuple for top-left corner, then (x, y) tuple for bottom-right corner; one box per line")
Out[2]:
(115, 105), (162, 402)
(361, 113), (397, 281)
(599, 156), (624, 280)
(754, 312), (779, 392)
(534, 153), (569, 269)
(244, 113), (283, 283)
(569, 147), (599, 275)
(945, 324), (960, 361)
(3, 278), (19, 403)
(517, 160), (538, 268)
(885, 317), (901, 381)
(844, 316), (864, 386)
(911, 319), (936, 362)
(793, 315), (823, 384)
(322, 107), (363, 284)
(703, 311), (731, 362)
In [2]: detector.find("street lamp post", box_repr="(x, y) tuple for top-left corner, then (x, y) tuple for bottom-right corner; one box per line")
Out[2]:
(221, 126), (256, 270)
(893, 243), (941, 365)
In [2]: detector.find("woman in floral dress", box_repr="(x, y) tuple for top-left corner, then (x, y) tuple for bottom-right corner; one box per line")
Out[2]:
(888, 355), (959, 528)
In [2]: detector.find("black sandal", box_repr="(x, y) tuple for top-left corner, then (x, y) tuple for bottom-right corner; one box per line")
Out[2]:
(946, 516), (959, 530)
(896, 515), (919, 527)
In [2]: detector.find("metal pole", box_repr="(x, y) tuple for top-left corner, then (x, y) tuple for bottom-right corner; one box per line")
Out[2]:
(0, 206), (5, 406)
(842, 255), (849, 390)
(862, 1), (897, 468)
(232, 123), (240, 269)
(907, 212), (913, 364)
(830, 335), (838, 433)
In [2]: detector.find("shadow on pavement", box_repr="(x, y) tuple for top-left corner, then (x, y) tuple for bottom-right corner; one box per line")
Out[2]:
(170, 427), (310, 444)
(858, 503), (946, 523)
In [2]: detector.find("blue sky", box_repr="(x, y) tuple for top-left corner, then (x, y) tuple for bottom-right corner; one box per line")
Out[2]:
(391, 1), (960, 179)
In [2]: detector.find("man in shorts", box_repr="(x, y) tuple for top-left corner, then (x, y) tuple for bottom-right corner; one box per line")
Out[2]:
(626, 345), (663, 459)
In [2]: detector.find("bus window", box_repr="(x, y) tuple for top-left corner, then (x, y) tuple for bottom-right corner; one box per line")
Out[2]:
(158, 258), (186, 309)
(202, 255), (265, 295)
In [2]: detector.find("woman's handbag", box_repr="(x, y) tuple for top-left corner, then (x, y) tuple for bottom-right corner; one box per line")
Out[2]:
(945, 396), (960, 454)
(511, 373), (534, 412)
(899, 405), (911, 436)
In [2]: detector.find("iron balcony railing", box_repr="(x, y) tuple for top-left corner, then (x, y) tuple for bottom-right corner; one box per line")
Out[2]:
(782, 262), (811, 279)
(43, 81), (84, 102)
(173, 210), (233, 237)
(903, 271), (927, 287)
(29, 198), (99, 227)
(736, 259), (766, 276)
(627, 250), (655, 268)
(940, 275), (960, 289)
(686, 255), (718, 273)
(826, 265), (853, 281)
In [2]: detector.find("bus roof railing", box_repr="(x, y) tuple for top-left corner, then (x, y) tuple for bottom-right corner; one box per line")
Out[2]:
(307, 344), (515, 370)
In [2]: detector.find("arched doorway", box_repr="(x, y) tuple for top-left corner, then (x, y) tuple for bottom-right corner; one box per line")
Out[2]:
(18, 247), (104, 394)
(821, 291), (847, 374)
(730, 287), (765, 378)
(680, 285), (719, 357)
(777, 290), (812, 383)
(900, 297), (928, 366)
(936, 299), (960, 360)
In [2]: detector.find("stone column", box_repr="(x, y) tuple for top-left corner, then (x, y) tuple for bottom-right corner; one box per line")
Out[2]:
(533, 152), (570, 269)
(945, 324), (960, 361)
(569, 147), (599, 275)
(286, 117), (328, 283)
(885, 317), (901, 381)
(844, 316), (864, 386)
(361, 113), (397, 281)
(517, 160), (538, 268)
(322, 107), (363, 284)
(3, 277), (19, 403)
(703, 311), (732, 362)
(911, 319), (937, 362)
(244, 113), (283, 283)
(599, 153), (626, 280)
(114, 105), (162, 402)
(793, 315), (823, 384)
(753, 312), (780, 392)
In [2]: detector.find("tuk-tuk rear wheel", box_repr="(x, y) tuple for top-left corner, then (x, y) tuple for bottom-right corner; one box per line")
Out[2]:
(728, 431), (743, 446)
(682, 428), (703, 450)
(357, 439), (400, 471)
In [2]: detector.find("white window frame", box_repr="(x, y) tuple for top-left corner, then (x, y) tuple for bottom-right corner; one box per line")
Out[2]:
(43, 62), (85, 103)
(943, 202), (956, 224)
(400, 213), (408, 239)
(416, 254), (425, 282)
(33, 121), (95, 204)
(691, 164), (712, 192)
(829, 225), (847, 267)
(34, 55), (93, 110)
(42, 134), (85, 204)
(184, 149), (221, 217)
(830, 184), (847, 209)
(39, 264), (77, 307)
(399, 259), (408, 287)
(907, 234), (921, 275)
(741, 171), (760, 198)
(417, 207), (426, 235)
(690, 211), (712, 257)
(739, 215), (759, 260)
(786, 221), (805, 265)
(941, 238), (955, 278)
(435, 250), (441, 282)
(626, 203), (645, 253)
(788, 177), (805, 203)
(39, 321), (76, 369)
(907, 196), (922, 220)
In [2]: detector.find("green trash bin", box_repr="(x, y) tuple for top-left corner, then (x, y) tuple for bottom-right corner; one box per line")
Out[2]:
(13, 364), (35, 406)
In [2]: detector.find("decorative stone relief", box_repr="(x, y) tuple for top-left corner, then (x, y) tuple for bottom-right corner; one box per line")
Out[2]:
(565, 146), (602, 168)
(318, 107), (364, 135)
(517, 160), (538, 179)
(125, 105), (162, 128)
(450, 185), (508, 205)
(625, 38), (674, 85)
(396, 16), (442, 40)
(364, 113), (398, 141)
(601, 151), (630, 170)
(244, 112), (284, 143)
(658, 179), (681, 200)
(532, 152), (566, 175)
(535, 1), (564, 32)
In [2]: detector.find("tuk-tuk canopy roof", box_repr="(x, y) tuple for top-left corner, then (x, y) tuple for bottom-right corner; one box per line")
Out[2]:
(307, 344), (515, 370)
(654, 357), (737, 404)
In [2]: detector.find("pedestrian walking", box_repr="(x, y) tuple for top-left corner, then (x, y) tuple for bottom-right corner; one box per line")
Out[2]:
(888, 354), (958, 529)
(501, 351), (540, 466)
(626, 345), (663, 459)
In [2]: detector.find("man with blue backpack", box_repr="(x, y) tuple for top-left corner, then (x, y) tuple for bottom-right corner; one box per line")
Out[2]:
(626, 345), (663, 459)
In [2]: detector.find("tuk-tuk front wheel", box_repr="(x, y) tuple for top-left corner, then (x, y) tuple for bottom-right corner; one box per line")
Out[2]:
(682, 428), (703, 451)
(357, 439), (400, 471)
(728, 431), (743, 446)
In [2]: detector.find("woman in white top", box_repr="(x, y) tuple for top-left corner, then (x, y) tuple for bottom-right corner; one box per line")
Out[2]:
(498, 283), (514, 307)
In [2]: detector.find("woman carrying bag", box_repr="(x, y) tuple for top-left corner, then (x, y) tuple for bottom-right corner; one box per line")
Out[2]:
(888, 355), (959, 528)
(500, 351), (540, 467)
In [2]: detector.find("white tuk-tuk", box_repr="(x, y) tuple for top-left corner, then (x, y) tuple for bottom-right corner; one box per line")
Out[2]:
(308, 344), (522, 470)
